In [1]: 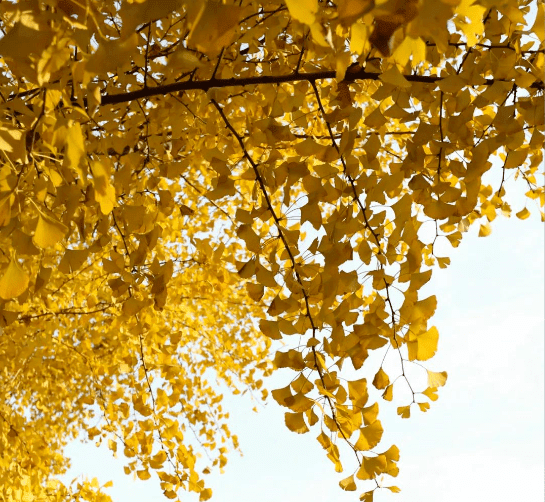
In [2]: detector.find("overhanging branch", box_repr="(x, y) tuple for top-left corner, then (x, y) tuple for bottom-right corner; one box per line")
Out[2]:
(101, 68), (544, 105)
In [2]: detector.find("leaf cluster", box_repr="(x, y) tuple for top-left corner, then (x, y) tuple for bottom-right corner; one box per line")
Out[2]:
(0, 0), (542, 501)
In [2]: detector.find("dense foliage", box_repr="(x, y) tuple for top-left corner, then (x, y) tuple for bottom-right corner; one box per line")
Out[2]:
(0, 0), (542, 500)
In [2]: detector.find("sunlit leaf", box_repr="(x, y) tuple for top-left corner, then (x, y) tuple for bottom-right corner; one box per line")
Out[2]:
(0, 259), (29, 300)
(427, 370), (448, 388)
(33, 214), (68, 249)
(285, 0), (318, 25)
(0, 0), (540, 497)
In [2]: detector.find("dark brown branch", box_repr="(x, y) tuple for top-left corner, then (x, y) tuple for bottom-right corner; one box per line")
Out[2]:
(101, 69), (544, 106)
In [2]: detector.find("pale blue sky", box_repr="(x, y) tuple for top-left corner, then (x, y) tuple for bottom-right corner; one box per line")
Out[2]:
(62, 167), (545, 502)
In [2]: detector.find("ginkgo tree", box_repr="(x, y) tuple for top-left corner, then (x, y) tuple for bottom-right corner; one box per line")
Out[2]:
(0, 0), (543, 500)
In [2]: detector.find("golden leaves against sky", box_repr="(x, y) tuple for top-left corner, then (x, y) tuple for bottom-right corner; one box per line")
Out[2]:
(0, 0), (542, 501)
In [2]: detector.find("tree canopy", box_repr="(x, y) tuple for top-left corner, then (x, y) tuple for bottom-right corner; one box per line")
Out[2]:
(0, 0), (543, 500)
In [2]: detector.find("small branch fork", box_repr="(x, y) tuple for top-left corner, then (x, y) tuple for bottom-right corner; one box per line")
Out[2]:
(210, 98), (362, 468)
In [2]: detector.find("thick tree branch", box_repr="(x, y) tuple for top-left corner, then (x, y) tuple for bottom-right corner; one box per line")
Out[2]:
(101, 68), (544, 105)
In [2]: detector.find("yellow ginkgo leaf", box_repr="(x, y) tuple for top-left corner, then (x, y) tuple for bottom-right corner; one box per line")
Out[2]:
(90, 160), (117, 214)
(64, 122), (85, 179)
(418, 402), (430, 412)
(338, 0), (374, 27)
(379, 65), (411, 89)
(386, 486), (401, 493)
(361, 402), (379, 425)
(284, 412), (309, 434)
(383, 444), (400, 477)
(392, 35), (426, 67)
(454, 0), (486, 47)
(359, 491), (374, 502)
(149, 450), (167, 469)
(285, 0), (318, 25)
(531, 1), (544, 43)
(0, 258), (30, 300)
(516, 207), (530, 220)
(33, 214), (68, 249)
(0, 194), (14, 227)
(188, 1), (242, 55)
(372, 368), (390, 389)
(259, 318), (281, 340)
(199, 488), (213, 501)
(348, 378), (368, 408)
(356, 454), (387, 480)
(271, 385), (294, 407)
(350, 22), (369, 54)
(478, 222), (492, 237)
(354, 420), (384, 450)
(422, 386), (439, 401)
(410, 295), (437, 324)
(397, 405), (411, 419)
(339, 474), (357, 491)
(382, 384), (393, 401)
(407, 326), (439, 361)
(274, 350), (306, 370)
(136, 469), (151, 480)
(427, 370), (448, 388)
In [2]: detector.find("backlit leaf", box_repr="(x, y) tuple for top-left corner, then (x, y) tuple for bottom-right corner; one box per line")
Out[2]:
(188, 1), (242, 55)
(0, 0), (540, 497)
(379, 65), (411, 89)
(285, 0), (318, 25)
(33, 214), (68, 249)
(427, 370), (448, 388)
(0, 259), (29, 300)
(90, 161), (117, 214)
(407, 326), (439, 361)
